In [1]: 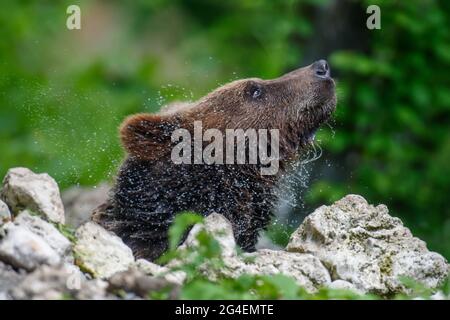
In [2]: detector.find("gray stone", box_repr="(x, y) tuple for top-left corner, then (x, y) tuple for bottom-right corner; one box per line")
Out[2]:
(0, 200), (11, 225)
(0, 261), (26, 299)
(328, 280), (362, 293)
(14, 211), (72, 258)
(74, 222), (134, 279)
(180, 213), (236, 257)
(286, 194), (449, 295)
(0, 223), (61, 271)
(107, 268), (179, 299)
(9, 264), (110, 300)
(241, 249), (331, 292)
(255, 233), (283, 250)
(430, 291), (449, 300)
(62, 183), (110, 228)
(174, 213), (331, 292)
(1, 167), (65, 224)
(135, 259), (186, 285)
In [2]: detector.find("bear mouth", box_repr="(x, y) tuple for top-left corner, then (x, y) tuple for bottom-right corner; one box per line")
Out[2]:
(305, 129), (317, 144)
(299, 98), (336, 146)
(300, 127), (319, 147)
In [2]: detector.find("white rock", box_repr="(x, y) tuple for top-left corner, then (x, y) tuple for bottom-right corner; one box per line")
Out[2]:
(74, 222), (134, 279)
(0, 223), (61, 271)
(135, 259), (186, 285)
(255, 233), (283, 250)
(107, 267), (180, 299)
(0, 200), (11, 225)
(287, 194), (449, 295)
(62, 183), (110, 228)
(135, 258), (168, 275)
(181, 213), (236, 257)
(14, 211), (72, 257)
(174, 213), (331, 292)
(9, 264), (110, 300)
(1, 167), (65, 224)
(0, 261), (26, 298)
(328, 280), (362, 293)
(430, 291), (449, 300)
(240, 250), (331, 292)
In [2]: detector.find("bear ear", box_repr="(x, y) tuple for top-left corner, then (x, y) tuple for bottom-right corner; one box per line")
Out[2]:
(120, 113), (181, 160)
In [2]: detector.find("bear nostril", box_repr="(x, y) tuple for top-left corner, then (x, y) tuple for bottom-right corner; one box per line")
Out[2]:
(313, 59), (330, 78)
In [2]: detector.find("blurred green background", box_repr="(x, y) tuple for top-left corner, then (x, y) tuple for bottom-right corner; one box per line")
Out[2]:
(0, 0), (449, 258)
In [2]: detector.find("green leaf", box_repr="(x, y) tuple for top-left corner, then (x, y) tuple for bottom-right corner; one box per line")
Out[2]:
(168, 212), (203, 251)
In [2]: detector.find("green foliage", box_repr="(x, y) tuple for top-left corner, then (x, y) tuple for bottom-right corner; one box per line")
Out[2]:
(0, 0), (448, 264)
(264, 219), (295, 247)
(180, 274), (380, 300)
(319, 0), (450, 258)
(394, 276), (434, 300)
(159, 213), (224, 280)
(160, 212), (373, 300)
(168, 212), (203, 251)
(55, 223), (77, 244)
(152, 212), (448, 300)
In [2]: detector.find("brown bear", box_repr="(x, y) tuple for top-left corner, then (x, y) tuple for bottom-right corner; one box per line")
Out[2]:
(93, 60), (336, 261)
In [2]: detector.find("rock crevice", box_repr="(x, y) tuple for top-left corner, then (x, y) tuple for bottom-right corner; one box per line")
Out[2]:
(0, 168), (448, 299)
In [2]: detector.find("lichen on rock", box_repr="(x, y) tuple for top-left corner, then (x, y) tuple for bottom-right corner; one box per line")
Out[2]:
(0, 167), (448, 299)
(173, 213), (332, 292)
(286, 194), (449, 295)
(73, 222), (135, 279)
(0, 200), (11, 225)
(0, 223), (61, 271)
(14, 211), (72, 258)
(9, 264), (110, 300)
(1, 167), (65, 224)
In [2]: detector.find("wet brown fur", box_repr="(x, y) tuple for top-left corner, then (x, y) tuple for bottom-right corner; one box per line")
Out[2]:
(93, 62), (336, 261)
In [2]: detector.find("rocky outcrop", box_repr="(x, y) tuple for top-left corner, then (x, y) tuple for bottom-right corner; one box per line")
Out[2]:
(9, 264), (110, 300)
(135, 258), (186, 285)
(286, 195), (449, 295)
(1, 168), (65, 224)
(0, 200), (11, 225)
(107, 268), (180, 299)
(62, 183), (109, 228)
(0, 210), (72, 272)
(14, 211), (72, 258)
(0, 223), (61, 271)
(0, 168), (448, 299)
(0, 261), (26, 299)
(73, 222), (135, 279)
(173, 213), (332, 292)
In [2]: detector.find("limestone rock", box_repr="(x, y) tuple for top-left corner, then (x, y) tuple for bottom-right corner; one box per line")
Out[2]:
(0, 261), (26, 299)
(241, 249), (331, 292)
(9, 264), (110, 300)
(62, 183), (109, 228)
(328, 280), (362, 293)
(0, 200), (11, 225)
(135, 259), (186, 285)
(287, 194), (449, 295)
(14, 211), (72, 258)
(1, 168), (65, 224)
(107, 268), (179, 299)
(181, 212), (236, 257)
(176, 213), (331, 292)
(73, 222), (134, 279)
(0, 223), (61, 271)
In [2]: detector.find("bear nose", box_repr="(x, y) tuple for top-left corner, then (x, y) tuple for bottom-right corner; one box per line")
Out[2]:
(312, 59), (330, 78)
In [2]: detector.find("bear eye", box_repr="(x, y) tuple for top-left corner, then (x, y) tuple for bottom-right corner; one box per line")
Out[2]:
(247, 83), (264, 100)
(252, 87), (262, 99)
